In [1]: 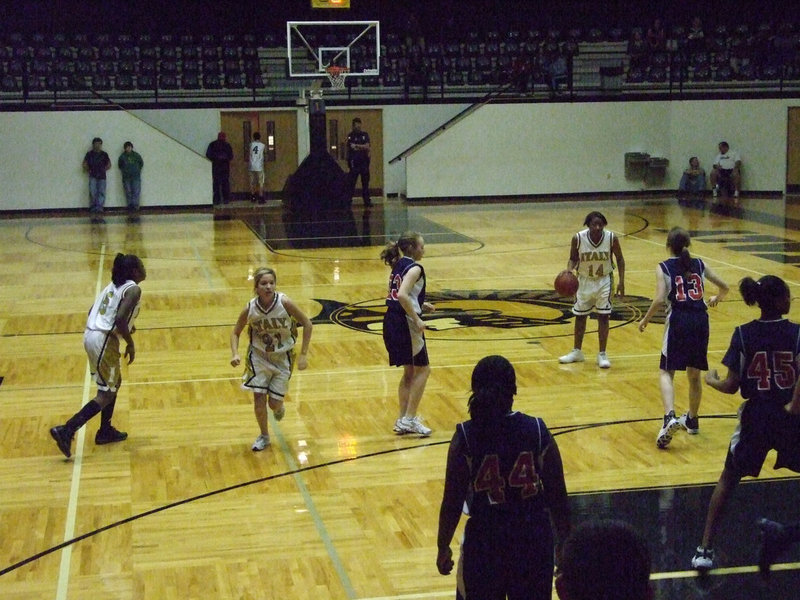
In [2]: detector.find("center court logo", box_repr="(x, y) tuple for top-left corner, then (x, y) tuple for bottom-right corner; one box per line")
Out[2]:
(314, 289), (661, 341)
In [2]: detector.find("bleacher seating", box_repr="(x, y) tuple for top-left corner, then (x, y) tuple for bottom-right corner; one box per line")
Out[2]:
(0, 11), (799, 104)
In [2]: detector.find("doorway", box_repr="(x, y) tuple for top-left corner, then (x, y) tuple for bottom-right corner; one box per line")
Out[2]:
(221, 111), (298, 200)
(788, 107), (800, 193)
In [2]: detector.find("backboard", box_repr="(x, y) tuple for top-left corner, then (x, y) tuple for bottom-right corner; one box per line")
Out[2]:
(287, 21), (380, 82)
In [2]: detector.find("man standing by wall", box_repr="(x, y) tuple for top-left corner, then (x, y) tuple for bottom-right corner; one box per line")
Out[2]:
(206, 131), (234, 205)
(248, 132), (266, 204)
(82, 137), (111, 214)
(346, 117), (372, 207)
(118, 141), (144, 211)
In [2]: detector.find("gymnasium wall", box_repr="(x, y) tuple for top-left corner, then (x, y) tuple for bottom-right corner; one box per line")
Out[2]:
(0, 110), (210, 211)
(406, 99), (793, 199)
(0, 99), (792, 211)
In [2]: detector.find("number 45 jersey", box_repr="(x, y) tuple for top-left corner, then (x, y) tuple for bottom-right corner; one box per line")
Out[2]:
(722, 318), (800, 406)
(459, 412), (551, 518)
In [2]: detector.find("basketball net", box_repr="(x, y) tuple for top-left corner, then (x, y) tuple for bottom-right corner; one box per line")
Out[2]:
(325, 66), (349, 89)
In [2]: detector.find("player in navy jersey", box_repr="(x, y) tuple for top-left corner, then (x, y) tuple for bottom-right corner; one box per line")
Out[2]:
(381, 231), (436, 436)
(436, 355), (571, 599)
(691, 275), (800, 570)
(639, 227), (729, 448)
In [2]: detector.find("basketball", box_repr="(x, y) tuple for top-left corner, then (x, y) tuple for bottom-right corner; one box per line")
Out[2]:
(554, 270), (579, 297)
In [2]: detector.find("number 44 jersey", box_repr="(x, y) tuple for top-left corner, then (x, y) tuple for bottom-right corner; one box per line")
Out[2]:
(459, 412), (552, 518)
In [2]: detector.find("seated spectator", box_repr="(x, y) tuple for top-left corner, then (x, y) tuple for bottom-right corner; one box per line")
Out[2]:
(646, 18), (667, 53)
(710, 141), (743, 204)
(678, 156), (706, 202)
(628, 30), (649, 69)
(686, 16), (705, 54)
(544, 51), (569, 97)
(555, 519), (653, 600)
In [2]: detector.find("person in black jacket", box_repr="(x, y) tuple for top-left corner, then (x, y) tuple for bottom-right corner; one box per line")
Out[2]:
(206, 131), (234, 205)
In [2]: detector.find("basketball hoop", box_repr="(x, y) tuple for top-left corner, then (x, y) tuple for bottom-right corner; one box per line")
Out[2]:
(325, 66), (349, 89)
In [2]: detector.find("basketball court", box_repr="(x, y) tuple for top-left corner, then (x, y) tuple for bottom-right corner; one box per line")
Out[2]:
(1, 193), (800, 599)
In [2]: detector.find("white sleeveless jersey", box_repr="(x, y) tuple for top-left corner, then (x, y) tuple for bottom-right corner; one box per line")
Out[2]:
(249, 141), (266, 172)
(86, 280), (139, 334)
(246, 293), (297, 356)
(576, 228), (615, 279)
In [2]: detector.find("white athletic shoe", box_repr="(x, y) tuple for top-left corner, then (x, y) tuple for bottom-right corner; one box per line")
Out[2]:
(393, 418), (407, 434)
(252, 434), (270, 451)
(559, 348), (585, 364)
(692, 546), (715, 570)
(656, 413), (681, 449)
(596, 351), (611, 369)
(273, 403), (285, 422)
(399, 416), (432, 437)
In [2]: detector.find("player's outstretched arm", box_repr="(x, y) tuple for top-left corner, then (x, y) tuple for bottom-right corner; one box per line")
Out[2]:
(612, 235), (625, 296)
(436, 432), (469, 576)
(704, 265), (729, 307)
(283, 295), (313, 370)
(639, 265), (666, 332)
(705, 366), (740, 394)
(230, 306), (248, 367)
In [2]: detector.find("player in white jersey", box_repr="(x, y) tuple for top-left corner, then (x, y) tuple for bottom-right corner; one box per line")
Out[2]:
(248, 132), (266, 203)
(50, 253), (146, 458)
(231, 267), (313, 451)
(559, 211), (625, 368)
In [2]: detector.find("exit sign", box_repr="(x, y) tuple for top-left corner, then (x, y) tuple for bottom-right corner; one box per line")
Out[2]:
(311, 0), (350, 7)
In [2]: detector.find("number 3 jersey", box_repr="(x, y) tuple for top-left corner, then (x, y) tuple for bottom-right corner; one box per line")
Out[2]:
(458, 412), (552, 519)
(246, 293), (298, 359)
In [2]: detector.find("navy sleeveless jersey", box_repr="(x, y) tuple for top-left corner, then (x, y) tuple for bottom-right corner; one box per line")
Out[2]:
(457, 412), (551, 520)
(660, 256), (708, 311)
(722, 319), (800, 405)
(385, 256), (425, 314)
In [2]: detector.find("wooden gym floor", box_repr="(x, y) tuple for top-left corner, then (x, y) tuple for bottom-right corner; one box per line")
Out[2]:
(1, 194), (799, 599)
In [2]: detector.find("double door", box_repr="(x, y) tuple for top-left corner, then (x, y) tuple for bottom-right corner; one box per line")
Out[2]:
(220, 109), (383, 199)
(221, 110), (297, 199)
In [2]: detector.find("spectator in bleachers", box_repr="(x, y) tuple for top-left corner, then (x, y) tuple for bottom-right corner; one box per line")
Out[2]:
(544, 50), (568, 97)
(678, 156), (706, 202)
(711, 141), (743, 204)
(686, 16), (705, 54)
(773, 22), (797, 78)
(117, 141), (144, 211)
(628, 30), (649, 69)
(82, 137), (111, 214)
(646, 18), (667, 52)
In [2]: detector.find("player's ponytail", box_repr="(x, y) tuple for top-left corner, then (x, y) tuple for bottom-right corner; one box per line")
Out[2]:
(380, 231), (421, 266)
(111, 253), (142, 286)
(740, 275), (789, 316)
(667, 227), (694, 280)
(468, 355), (516, 425)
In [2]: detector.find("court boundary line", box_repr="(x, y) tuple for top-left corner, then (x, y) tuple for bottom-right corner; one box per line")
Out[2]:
(55, 244), (105, 600)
